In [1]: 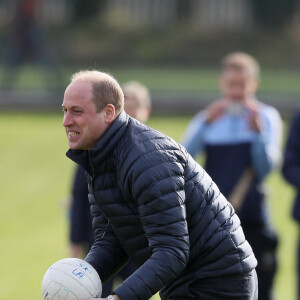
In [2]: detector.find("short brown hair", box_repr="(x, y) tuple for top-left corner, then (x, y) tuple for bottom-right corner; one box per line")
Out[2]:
(122, 81), (151, 108)
(221, 52), (260, 79)
(71, 70), (124, 113)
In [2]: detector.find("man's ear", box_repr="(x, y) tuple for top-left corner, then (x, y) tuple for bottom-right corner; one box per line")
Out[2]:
(104, 104), (116, 123)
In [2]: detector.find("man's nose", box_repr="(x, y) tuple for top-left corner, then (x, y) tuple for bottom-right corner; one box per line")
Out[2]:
(63, 111), (73, 127)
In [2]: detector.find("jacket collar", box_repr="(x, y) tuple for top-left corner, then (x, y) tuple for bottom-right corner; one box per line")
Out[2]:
(66, 111), (129, 175)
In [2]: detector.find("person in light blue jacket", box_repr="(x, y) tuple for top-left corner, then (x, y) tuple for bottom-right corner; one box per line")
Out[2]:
(182, 52), (282, 300)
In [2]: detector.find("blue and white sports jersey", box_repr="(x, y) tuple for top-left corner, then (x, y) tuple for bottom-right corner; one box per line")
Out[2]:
(182, 100), (282, 225)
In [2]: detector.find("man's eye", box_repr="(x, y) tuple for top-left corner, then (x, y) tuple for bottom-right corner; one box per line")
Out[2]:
(74, 110), (82, 114)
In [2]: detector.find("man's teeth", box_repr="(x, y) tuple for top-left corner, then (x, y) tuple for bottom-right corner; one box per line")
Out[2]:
(69, 132), (78, 136)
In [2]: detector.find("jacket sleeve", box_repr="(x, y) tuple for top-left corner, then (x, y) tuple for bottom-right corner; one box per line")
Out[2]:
(114, 146), (190, 300)
(282, 109), (300, 188)
(85, 189), (128, 284)
(250, 106), (282, 179)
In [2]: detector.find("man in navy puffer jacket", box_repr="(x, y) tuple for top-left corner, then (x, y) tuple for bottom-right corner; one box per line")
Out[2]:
(62, 70), (258, 300)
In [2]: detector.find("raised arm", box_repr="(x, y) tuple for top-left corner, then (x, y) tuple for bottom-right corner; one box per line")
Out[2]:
(250, 106), (282, 179)
(181, 111), (206, 158)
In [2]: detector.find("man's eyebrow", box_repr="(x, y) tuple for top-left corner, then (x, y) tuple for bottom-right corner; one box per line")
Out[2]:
(61, 105), (84, 110)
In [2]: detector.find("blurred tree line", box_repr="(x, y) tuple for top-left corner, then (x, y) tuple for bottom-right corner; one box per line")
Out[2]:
(68, 0), (106, 24)
(1, 0), (300, 69)
(252, 0), (298, 28)
(69, 0), (299, 28)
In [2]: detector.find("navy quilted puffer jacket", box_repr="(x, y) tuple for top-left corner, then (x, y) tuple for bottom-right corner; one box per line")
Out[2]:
(66, 111), (257, 300)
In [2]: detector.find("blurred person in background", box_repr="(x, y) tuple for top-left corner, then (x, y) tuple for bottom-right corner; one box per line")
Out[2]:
(0, 0), (61, 90)
(181, 52), (282, 300)
(121, 81), (152, 124)
(69, 80), (151, 297)
(282, 108), (300, 300)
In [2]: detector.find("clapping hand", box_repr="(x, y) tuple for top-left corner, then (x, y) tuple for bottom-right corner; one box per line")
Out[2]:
(205, 100), (229, 123)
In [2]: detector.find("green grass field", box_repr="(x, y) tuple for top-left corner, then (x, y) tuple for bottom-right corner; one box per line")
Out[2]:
(0, 112), (297, 299)
(4, 65), (300, 96)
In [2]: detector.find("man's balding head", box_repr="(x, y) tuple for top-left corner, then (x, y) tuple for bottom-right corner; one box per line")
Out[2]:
(71, 70), (124, 114)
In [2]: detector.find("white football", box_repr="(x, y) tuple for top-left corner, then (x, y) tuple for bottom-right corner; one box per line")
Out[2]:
(41, 258), (102, 300)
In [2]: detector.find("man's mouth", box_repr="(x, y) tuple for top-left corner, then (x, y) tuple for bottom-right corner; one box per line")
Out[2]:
(68, 131), (80, 137)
